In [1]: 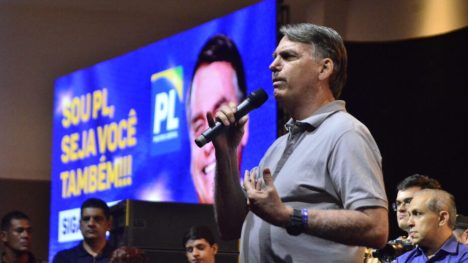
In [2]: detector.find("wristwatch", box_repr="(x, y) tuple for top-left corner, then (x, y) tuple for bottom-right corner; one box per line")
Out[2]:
(285, 208), (308, 236)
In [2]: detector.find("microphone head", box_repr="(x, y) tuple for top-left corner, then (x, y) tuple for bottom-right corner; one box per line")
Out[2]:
(248, 88), (268, 108)
(195, 135), (208, 148)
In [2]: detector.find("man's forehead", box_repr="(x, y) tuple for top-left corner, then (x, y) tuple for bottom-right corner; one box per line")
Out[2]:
(190, 62), (240, 118)
(192, 63), (238, 97)
(274, 36), (312, 54)
(10, 218), (31, 227)
(409, 194), (430, 210)
(186, 238), (210, 247)
(397, 186), (422, 199)
(81, 207), (106, 217)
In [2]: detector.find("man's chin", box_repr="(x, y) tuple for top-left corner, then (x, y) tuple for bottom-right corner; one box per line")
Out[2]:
(196, 187), (214, 204)
(273, 89), (284, 98)
(198, 192), (214, 204)
(410, 238), (420, 246)
(15, 247), (31, 252)
(83, 235), (99, 241)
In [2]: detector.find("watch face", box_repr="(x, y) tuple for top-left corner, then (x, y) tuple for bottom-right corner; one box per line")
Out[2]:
(286, 225), (302, 236)
(286, 209), (304, 236)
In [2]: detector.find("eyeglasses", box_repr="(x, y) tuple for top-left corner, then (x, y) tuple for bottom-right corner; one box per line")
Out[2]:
(392, 197), (413, 212)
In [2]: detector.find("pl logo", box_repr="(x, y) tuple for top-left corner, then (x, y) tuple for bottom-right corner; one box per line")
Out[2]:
(151, 66), (184, 155)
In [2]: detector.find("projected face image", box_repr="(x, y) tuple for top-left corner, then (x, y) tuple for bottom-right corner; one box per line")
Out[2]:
(189, 61), (247, 204)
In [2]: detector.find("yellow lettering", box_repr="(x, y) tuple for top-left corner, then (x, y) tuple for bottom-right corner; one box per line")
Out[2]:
(92, 90), (103, 119)
(127, 109), (137, 147)
(59, 154), (133, 197)
(88, 165), (97, 193)
(107, 123), (118, 152)
(118, 119), (127, 149)
(69, 133), (79, 162)
(77, 168), (87, 195)
(85, 129), (97, 157)
(81, 93), (91, 123)
(62, 105), (71, 128)
(101, 89), (114, 118)
(60, 171), (69, 198)
(127, 155), (133, 186)
(70, 97), (81, 126)
(68, 170), (77, 197)
(107, 159), (118, 188)
(97, 126), (107, 154)
(98, 160), (107, 191)
(61, 135), (70, 163)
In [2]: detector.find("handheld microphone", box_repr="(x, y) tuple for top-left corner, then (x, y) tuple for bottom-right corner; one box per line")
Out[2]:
(195, 88), (268, 148)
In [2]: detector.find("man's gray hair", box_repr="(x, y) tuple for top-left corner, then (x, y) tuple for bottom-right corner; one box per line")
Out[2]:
(280, 23), (347, 99)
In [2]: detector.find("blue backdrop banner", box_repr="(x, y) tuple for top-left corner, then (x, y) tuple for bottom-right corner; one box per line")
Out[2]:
(49, 0), (277, 260)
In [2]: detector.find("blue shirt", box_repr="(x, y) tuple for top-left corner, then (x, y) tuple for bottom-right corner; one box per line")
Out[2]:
(396, 236), (468, 262)
(52, 242), (114, 263)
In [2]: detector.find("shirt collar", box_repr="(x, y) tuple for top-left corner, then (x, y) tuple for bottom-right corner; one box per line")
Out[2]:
(78, 241), (113, 258)
(438, 235), (460, 255)
(284, 100), (346, 132)
(414, 235), (460, 258)
(0, 251), (35, 263)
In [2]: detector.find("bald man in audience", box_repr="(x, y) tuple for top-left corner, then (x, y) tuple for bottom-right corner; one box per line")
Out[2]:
(396, 189), (468, 262)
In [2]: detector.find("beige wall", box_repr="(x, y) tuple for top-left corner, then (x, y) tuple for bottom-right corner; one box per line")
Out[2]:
(301, 0), (468, 41)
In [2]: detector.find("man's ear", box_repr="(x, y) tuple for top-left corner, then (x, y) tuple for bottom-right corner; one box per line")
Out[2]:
(212, 243), (219, 255)
(1, 230), (7, 242)
(439, 211), (449, 227)
(318, 58), (334, 81)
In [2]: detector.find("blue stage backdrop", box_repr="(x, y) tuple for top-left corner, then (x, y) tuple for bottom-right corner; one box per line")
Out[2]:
(49, 0), (276, 260)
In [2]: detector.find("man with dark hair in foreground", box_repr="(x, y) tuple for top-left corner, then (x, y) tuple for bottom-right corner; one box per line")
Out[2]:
(53, 198), (114, 263)
(1, 210), (37, 263)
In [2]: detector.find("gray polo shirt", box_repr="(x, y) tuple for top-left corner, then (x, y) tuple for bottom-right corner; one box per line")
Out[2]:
(239, 100), (388, 263)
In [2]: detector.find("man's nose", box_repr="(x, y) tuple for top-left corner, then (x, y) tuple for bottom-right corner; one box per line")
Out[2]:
(269, 57), (281, 72)
(20, 230), (31, 238)
(407, 214), (415, 227)
(87, 218), (97, 226)
(396, 202), (410, 212)
(398, 206), (407, 212)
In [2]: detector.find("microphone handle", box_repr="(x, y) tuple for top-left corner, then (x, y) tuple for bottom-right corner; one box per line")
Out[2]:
(194, 102), (250, 148)
(195, 122), (223, 147)
(194, 87), (269, 148)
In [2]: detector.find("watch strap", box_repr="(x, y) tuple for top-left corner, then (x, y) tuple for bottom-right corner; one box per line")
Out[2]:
(285, 208), (307, 236)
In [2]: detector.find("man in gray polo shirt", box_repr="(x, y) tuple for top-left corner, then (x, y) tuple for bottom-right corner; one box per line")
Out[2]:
(208, 23), (389, 262)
